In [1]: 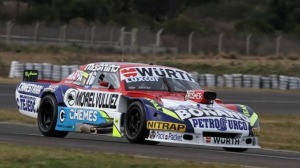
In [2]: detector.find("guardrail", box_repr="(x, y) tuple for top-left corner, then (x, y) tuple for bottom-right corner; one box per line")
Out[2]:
(9, 61), (300, 90)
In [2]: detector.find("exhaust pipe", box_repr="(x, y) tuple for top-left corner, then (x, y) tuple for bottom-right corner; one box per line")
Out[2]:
(80, 124), (98, 134)
(78, 123), (113, 134)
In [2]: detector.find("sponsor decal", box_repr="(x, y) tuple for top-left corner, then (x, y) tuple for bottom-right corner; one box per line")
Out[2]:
(175, 108), (249, 122)
(185, 90), (202, 100)
(149, 130), (156, 139)
(125, 76), (159, 83)
(205, 136), (211, 143)
(59, 109), (66, 122)
(17, 94), (37, 112)
(190, 117), (248, 131)
(84, 63), (120, 72)
(66, 90), (76, 106)
(64, 89), (120, 109)
(148, 131), (183, 142)
(66, 70), (96, 86)
(147, 121), (186, 132)
(120, 67), (195, 82)
(240, 105), (250, 117)
(120, 68), (137, 77)
(67, 70), (88, 81)
(24, 71), (38, 78)
(18, 83), (44, 94)
(211, 137), (240, 145)
(69, 108), (98, 122)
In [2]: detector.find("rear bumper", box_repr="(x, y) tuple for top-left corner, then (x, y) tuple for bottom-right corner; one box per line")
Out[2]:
(146, 130), (260, 149)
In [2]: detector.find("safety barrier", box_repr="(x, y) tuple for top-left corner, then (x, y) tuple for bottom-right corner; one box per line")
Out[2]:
(9, 61), (300, 90)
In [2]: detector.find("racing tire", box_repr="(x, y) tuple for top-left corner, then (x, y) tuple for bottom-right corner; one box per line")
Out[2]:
(124, 101), (159, 145)
(38, 94), (68, 138)
(223, 147), (248, 152)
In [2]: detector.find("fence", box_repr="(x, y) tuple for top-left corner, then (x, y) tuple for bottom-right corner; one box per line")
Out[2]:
(1, 21), (300, 55)
(9, 61), (300, 90)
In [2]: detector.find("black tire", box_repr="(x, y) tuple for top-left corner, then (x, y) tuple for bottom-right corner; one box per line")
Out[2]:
(223, 147), (248, 152)
(38, 94), (68, 138)
(124, 101), (159, 145)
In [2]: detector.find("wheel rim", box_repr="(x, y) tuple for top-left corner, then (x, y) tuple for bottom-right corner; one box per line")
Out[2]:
(40, 99), (54, 130)
(127, 108), (141, 137)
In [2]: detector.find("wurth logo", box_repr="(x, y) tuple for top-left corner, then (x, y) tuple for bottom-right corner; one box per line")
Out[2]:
(121, 68), (137, 77)
(120, 67), (195, 82)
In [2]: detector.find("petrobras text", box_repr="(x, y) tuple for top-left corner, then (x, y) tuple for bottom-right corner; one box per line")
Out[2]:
(190, 117), (248, 131)
(64, 89), (121, 109)
(18, 83), (44, 94)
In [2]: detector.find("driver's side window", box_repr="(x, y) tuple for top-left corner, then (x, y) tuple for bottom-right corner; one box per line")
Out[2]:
(92, 72), (120, 89)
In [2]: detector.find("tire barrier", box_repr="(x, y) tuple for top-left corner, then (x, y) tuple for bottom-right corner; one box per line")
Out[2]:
(9, 61), (79, 81)
(8, 61), (300, 90)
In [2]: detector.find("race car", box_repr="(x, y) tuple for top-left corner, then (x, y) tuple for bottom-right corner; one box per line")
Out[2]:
(15, 62), (260, 152)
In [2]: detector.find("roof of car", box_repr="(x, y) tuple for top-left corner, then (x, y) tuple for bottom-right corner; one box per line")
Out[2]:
(87, 62), (179, 69)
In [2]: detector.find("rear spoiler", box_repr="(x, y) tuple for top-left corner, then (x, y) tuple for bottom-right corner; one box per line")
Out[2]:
(23, 70), (38, 82)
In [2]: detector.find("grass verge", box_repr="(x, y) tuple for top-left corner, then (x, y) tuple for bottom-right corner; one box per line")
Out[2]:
(0, 109), (36, 124)
(0, 143), (241, 168)
(259, 115), (300, 151)
(1, 109), (299, 152)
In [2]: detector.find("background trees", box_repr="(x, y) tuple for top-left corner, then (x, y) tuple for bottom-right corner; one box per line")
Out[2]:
(1, 0), (300, 35)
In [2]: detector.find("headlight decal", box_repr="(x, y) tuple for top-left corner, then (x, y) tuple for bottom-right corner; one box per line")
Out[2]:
(250, 112), (258, 127)
(147, 98), (181, 121)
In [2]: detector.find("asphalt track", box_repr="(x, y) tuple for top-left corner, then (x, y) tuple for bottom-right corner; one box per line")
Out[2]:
(1, 83), (300, 167)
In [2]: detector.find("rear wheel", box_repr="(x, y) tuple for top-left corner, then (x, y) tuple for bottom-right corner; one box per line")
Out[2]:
(38, 95), (68, 138)
(124, 101), (159, 145)
(223, 147), (248, 152)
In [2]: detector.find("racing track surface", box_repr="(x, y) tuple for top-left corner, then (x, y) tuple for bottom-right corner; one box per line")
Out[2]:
(1, 83), (300, 167)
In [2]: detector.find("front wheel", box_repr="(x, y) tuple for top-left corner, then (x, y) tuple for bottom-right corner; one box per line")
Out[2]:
(38, 94), (68, 138)
(124, 101), (159, 145)
(223, 147), (248, 152)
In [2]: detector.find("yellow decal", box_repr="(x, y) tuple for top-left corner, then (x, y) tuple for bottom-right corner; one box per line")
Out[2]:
(161, 108), (181, 120)
(99, 110), (109, 119)
(240, 105), (250, 117)
(113, 124), (122, 137)
(147, 121), (186, 132)
(147, 98), (181, 121)
(250, 112), (258, 126)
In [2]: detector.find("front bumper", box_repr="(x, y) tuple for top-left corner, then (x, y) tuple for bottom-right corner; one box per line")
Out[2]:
(146, 130), (260, 149)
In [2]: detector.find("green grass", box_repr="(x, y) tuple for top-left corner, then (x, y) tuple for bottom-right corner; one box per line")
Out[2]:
(0, 143), (242, 168)
(259, 115), (300, 151)
(0, 109), (36, 124)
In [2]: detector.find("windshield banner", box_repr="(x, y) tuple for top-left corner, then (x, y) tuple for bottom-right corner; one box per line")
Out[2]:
(120, 67), (195, 82)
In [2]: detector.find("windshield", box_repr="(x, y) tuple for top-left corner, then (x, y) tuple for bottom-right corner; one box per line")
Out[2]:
(125, 77), (200, 92)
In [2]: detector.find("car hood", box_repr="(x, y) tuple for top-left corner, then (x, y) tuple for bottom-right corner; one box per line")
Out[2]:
(159, 98), (251, 135)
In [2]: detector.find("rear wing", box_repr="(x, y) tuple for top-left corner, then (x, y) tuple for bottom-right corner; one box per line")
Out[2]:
(23, 70), (38, 82)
